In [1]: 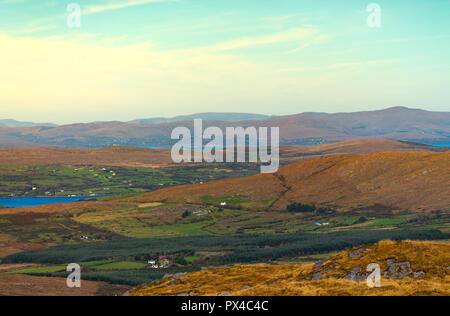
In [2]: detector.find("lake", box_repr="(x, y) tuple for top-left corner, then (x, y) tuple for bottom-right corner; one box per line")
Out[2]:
(0, 196), (98, 208)
(431, 143), (450, 147)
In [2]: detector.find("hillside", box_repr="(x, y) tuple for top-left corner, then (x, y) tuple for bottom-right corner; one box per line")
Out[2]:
(280, 139), (449, 164)
(135, 151), (450, 213)
(130, 240), (450, 296)
(0, 146), (173, 168)
(0, 140), (446, 167)
(1, 107), (449, 148)
(0, 266), (129, 296)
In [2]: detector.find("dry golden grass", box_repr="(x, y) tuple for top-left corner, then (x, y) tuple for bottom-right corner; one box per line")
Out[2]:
(138, 202), (163, 208)
(131, 240), (450, 296)
(312, 240), (450, 280)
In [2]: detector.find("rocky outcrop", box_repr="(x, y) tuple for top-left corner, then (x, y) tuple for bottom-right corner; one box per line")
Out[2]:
(344, 267), (368, 283)
(163, 273), (188, 280)
(384, 259), (412, 279)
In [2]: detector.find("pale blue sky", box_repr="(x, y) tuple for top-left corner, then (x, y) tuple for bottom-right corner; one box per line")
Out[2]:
(0, 0), (449, 123)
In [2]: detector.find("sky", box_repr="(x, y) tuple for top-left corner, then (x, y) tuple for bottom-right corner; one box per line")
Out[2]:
(0, 0), (449, 124)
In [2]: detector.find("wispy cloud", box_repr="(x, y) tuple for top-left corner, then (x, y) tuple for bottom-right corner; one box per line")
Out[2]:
(282, 59), (397, 72)
(84, 0), (177, 15)
(202, 27), (320, 52)
(0, 0), (28, 3)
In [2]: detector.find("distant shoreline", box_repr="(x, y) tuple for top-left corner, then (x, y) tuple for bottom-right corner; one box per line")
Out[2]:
(0, 196), (101, 208)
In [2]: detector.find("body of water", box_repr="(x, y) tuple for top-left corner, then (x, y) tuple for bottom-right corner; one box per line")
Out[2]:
(431, 143), (450, 147)
(141, 145), (225, 149)
(0, 196), (99, 208)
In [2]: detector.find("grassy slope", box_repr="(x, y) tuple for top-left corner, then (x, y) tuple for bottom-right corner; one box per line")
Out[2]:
(131, 240), (450, 296)
(133, 152), (450, 213)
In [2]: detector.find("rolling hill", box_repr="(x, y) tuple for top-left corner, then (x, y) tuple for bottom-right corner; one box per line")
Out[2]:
(134, 151), (450, 213)
(0, 140), (446, 167)
(0, 146), (173, 168)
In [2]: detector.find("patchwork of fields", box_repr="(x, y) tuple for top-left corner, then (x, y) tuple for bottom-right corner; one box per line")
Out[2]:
(0, 163), (259, 198)
(0, 142), (448, 296)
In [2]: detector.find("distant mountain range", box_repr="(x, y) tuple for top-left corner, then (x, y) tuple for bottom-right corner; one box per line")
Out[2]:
(0, 119), (57, 128)
(0, 107), (449, 148)
(0, 113), (270, 128)
(129, 112), (271, 124)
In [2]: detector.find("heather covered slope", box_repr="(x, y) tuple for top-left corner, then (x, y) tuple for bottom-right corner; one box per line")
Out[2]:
(0, 272), (129, 296)
(280, 139), (449, 164)
(134, 151), (450, 213)
(0, 139), (445, 167)
(0, 146), (173, 168)
(273, 151), (450, 212)
(131, 240), (450, 296)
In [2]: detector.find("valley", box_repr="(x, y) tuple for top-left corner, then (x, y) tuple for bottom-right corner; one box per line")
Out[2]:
(0, 140), (448, 296)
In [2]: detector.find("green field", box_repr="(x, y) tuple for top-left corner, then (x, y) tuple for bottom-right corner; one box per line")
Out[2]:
(0, 164), (259, 198)
(92, 261), (147, 270)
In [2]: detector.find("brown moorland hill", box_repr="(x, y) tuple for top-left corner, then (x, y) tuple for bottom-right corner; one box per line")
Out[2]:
(134, 151), (450, 213)
(0, 140), (446, 167)
(0, 146), (173, 168)
(280, 139), (449, 164)
(131, 240), (450, 296)
(0, 273), (129, 296)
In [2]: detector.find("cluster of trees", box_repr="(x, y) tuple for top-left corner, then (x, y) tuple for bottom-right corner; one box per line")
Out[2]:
(4, 229), (447, 267)
(218, 229), (442, 264)
(286, 203), (316, 213)
(286, 203), (336, 215)
(27, 266), (200, 286)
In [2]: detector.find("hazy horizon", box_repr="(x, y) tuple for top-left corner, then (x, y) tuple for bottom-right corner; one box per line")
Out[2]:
(2, 105), (449, 126)
(1, 0), (449, 124)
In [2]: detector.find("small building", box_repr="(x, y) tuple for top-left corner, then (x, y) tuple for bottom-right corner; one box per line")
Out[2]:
(158, 256), (170, 268)
(148, 260), (158, 268)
